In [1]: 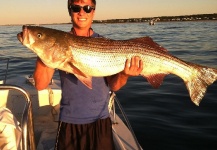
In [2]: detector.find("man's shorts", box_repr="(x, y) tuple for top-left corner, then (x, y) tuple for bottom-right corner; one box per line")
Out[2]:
(55, 117), (115, 150)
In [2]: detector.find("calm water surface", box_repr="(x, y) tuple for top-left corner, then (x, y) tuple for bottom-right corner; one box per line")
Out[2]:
(1, 21), (217, 150)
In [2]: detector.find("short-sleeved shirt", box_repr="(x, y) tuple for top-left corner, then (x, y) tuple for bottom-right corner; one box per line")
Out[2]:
(59, 32), (111, 124)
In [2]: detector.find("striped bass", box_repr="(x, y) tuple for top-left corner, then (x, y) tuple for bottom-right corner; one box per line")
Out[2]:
(17, 25), (217, 106)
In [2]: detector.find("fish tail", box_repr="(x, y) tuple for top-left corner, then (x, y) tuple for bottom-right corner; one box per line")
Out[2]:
(185, 66), (217, 106)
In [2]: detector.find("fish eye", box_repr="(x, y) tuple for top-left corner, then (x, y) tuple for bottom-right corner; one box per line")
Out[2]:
(37, 33), (42, 38)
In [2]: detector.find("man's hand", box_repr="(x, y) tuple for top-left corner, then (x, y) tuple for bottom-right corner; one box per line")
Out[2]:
(107, 56), (143, 91)
(122, 56), (143, 76)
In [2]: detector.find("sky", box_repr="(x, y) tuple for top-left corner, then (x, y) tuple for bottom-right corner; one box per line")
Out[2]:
(0, 0), (216, 25)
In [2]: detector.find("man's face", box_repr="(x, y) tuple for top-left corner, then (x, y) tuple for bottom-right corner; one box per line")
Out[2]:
(70, 0), (95, 29)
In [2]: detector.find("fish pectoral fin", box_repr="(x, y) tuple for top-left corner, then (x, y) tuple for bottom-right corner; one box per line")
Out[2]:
(74, 74), (93, 89)
(67, 62), (88, 78)
(130, 36), (168, 52)
(145, 73), (168, 88)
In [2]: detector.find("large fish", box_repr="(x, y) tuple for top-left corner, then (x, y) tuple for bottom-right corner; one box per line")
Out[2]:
(17, 25), (217, 106)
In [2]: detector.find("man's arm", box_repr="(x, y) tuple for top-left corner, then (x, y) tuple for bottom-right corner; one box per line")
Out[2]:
(33, 57), (55, 90)
(107, 56), (143, 91)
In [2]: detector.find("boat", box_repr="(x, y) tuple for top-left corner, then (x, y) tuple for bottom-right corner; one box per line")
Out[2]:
(0, 58), (143, 150)
(149, 20), (155, 25)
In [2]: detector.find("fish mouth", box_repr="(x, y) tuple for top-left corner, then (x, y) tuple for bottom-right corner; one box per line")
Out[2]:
(17, 25), (29, 44)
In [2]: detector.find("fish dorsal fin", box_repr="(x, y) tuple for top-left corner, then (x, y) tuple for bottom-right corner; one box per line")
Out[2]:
(144, 73), (168, 88)
(129, 36), (168, 52)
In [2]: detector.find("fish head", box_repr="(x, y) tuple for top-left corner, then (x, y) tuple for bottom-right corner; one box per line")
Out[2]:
(17, 25), (72, 68)
(17, 25), (57, 54)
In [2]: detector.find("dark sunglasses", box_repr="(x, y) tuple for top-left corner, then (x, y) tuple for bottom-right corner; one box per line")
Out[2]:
(69, 5), (95, 13)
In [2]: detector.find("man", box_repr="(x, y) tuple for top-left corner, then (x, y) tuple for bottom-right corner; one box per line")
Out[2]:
(33, 0), (143, 149)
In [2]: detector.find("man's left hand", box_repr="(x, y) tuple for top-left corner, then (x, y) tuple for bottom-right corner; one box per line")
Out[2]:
(122, 56), (143, 76)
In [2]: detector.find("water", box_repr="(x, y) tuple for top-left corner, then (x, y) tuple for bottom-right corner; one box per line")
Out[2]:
(1, 21), (217, 150)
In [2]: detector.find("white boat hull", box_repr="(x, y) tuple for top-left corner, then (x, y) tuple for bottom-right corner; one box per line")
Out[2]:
(0, 76), (142, 150)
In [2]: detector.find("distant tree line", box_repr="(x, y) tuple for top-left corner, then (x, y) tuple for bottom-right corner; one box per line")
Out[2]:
(93, 13), (217, 23)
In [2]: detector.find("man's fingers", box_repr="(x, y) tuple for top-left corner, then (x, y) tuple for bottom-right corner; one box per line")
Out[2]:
(125, 59), (130, 69)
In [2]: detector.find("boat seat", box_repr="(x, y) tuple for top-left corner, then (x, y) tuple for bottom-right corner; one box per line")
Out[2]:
(0, 107), (21, 150)
(0, 84), (36, 150)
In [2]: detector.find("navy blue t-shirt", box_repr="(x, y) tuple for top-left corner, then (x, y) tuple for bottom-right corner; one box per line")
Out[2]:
(59, 32), (111, 124)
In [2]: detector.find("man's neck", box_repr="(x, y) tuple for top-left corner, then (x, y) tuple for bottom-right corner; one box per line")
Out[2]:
(71, 27), (93, 37)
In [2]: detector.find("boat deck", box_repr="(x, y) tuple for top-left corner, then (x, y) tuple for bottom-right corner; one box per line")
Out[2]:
(0, 76), (142, 150)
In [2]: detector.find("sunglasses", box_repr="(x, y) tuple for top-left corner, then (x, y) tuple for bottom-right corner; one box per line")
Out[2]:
(69, 5), (95, 13)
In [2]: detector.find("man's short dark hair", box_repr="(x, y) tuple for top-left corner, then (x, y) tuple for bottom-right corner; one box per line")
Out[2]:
(69, 0), (96, 5)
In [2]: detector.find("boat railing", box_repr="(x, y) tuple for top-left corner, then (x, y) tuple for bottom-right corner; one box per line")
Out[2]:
(110, 92), (142, 150)
(0, 58), (9, 84)
(0, 84), (36, 150)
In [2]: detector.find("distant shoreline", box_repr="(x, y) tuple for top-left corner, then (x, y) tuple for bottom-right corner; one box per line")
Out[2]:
(1, 20), (216, 27)
(1, 13), (216, 26)
(93, 13), (217, 24)
(93, 20), (217, 24)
